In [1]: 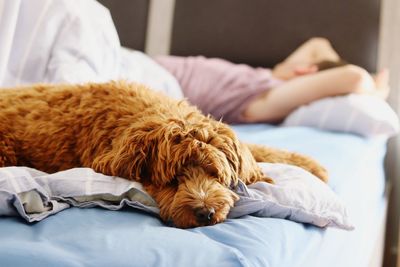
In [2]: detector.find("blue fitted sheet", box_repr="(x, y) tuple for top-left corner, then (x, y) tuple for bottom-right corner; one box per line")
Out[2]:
(0, 125), (387, 267)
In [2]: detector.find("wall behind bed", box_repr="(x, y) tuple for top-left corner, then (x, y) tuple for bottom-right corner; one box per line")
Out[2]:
(170, 0), (380, 72)
(379, 0), (400, 265)
(99, 0), (149, 51)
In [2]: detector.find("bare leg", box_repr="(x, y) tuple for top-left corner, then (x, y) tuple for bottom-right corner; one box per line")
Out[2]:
(243, 64), (379, 123)
(372, 69), (390, 99)
(282, 37), (340, 65)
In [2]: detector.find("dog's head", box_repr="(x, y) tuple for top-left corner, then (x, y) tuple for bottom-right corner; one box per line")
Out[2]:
(94, 115), (249, 227)
(146, 166), (239, 228)
(120, 117), (244, 188)
(145, 118), (243, 228)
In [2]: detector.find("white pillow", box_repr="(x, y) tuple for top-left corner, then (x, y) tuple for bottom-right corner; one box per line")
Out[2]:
(118, 47), (184, 100)
(230, 163), (354, 230)
(282, 94), (399, 137)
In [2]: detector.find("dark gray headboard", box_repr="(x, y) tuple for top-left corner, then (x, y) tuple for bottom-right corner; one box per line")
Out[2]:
(99, 0), (149, 51)
(98, 0), (381, 72)
(171, 0), (381, 72)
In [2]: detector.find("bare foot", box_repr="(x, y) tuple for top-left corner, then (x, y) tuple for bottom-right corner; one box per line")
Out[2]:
(372, 69), (390, 99)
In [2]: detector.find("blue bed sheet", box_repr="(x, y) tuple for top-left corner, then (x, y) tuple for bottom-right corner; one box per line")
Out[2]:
(0, 125), (387, 267)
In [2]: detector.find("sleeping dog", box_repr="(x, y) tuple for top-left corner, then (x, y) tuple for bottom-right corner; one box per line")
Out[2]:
(0, 81), (328, 228)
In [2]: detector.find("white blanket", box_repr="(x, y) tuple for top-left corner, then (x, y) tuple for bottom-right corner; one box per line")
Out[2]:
(0, 0), (120, 86)
(0, 0), (183, 98)
(0, 164), (353, 230)
(0, 167), (159, 222)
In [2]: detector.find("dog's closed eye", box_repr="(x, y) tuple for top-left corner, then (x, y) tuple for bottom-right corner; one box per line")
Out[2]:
(172, 135), (182, 144)
(204, 164), (219, 178)
(168, 178), (179, 186)
(190, 129), (198, 136)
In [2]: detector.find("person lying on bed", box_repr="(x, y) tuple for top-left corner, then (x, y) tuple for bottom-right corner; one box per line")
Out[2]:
(155, 38), (390, 124)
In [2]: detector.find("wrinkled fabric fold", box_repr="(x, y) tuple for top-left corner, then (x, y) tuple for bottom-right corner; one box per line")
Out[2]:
(0, 163), (353, 230)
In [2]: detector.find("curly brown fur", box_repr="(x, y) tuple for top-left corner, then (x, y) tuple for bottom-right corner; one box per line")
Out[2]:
(246, 144), (328, 183)
(0, 81), (328, 228)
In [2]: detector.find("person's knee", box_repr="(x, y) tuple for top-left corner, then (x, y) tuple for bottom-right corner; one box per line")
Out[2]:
(338, 64), (371, 93)
(307, 37), (331, 48)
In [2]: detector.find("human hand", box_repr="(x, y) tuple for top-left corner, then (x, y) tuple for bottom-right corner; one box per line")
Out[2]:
(293, 64), (318, 76)
(272, 62), (318, 80)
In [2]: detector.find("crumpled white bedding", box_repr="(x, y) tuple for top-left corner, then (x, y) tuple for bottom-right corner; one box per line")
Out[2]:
(0, 0), (183, 98)
(0, 164), (353, 230)
(0, 0), (120, 86)
(0, 167), (159, 222)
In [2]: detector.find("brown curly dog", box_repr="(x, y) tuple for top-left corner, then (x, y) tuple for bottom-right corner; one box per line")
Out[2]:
(0, 81), (328, 228)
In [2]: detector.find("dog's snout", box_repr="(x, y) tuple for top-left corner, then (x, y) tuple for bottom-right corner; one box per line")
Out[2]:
(195, 207), (215, 224)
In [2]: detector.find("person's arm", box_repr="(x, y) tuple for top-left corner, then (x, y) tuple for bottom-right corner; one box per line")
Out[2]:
(244, 65), (383, 123)
(272, 37), (341, 80)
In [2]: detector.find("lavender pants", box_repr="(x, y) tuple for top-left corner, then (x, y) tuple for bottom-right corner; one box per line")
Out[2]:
(155, 56), (283, 124)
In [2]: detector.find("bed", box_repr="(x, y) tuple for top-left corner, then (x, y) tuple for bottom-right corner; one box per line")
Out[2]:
(0, 1), (390, 267)
(0, 124), (387, 267)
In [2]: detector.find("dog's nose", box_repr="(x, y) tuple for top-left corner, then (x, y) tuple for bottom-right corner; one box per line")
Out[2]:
(195, 207), (215, 224)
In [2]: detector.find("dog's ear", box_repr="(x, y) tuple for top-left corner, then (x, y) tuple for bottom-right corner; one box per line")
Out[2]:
(96, 120), (188, 187)
(208, 121), (266, 186)
(207, 121), (241, 186)
(145, 122), (184, 186)
(236, 143), (266, 184)
(91, 122), (158, 183)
